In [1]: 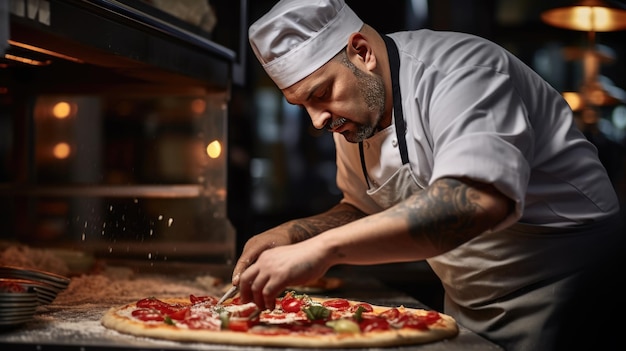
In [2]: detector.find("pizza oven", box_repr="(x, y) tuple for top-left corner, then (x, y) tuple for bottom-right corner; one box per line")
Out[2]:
(0, 1), (249, 345)
(0, 0), (248, 271)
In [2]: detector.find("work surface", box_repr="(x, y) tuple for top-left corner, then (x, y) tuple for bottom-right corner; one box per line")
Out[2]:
(0, 266), (503, 351)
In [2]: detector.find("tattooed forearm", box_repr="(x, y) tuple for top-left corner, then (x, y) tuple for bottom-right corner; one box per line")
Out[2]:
(287, 203), (366, 243)
(395, 178), (502, 252)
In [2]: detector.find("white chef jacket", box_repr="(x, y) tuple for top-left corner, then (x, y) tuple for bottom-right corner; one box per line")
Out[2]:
(334, 29), (621, 350)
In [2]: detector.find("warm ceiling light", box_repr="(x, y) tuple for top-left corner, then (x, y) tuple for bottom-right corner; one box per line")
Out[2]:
(541, 0), (626, 31)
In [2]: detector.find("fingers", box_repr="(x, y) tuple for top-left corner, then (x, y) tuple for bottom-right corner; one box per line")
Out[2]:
(263, 284), (283, 310)
(251, 273), (270, 309)
(231, 258), (251, 286)
(238, 264), (277, 310)
(231, 233), (283, 286)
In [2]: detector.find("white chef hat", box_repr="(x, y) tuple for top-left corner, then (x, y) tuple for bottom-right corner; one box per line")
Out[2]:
(249, 0), (364, 89)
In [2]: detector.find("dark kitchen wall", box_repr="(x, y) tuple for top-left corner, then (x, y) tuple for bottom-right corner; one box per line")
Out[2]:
(229, 0), (626, 252)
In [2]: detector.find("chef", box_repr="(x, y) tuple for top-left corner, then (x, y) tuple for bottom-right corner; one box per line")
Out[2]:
(231, 0), (624, 350)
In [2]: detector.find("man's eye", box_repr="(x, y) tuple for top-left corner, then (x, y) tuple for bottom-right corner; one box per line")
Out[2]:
(316, 89), (329, 99)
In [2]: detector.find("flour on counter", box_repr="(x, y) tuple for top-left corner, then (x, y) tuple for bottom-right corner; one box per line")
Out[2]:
(51, 267), (224, 307)
(0, 244), (70, 276)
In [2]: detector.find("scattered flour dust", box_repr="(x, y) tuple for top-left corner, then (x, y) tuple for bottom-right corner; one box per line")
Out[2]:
(52, 266), (223, 307)
(0, 243), (225, 307)
(0, 244), (70, 276)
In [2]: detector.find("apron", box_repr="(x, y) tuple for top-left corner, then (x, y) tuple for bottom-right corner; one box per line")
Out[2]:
(366, 35), (624, 351)
(359, 35), (422, 209)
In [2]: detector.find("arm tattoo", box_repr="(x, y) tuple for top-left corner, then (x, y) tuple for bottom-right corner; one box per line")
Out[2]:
(288, 203), (366, 243)
(398, 178), (490, 252)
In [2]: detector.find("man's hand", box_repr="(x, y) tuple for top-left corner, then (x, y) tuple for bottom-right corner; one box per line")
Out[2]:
(231, 228), (292, 287)
(237, 241), (330, 310)
(230, 203), (366, 304)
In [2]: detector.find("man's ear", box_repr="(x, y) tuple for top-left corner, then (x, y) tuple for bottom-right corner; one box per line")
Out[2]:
(347, 32), (376, 71)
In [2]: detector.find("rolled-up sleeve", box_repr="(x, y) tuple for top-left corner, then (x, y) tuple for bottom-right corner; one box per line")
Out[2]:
(427, 66), (532, 231)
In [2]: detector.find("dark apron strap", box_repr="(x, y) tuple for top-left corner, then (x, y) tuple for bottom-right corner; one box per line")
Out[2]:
(360, 34), (409, 188)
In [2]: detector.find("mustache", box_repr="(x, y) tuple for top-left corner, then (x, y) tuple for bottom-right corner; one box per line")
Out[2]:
(325, 117), (347, 131)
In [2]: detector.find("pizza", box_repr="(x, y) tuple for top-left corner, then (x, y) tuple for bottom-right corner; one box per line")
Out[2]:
(101, 291), (458, 348)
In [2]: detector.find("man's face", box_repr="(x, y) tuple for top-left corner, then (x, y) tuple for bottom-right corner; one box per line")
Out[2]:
(282, 51), (385, 143)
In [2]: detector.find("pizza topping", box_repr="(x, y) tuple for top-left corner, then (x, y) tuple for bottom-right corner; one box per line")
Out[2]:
(130, 308), (165, 322)
(350, 302), (373, 314)
(281, 296), (306, 312)
(359, 315), (391, 332)
(180, 315), (221, 330)
(396, 310), (441, 330)
(190, 294), (217, 305)
(351, 305), (365, 322)
(278, 291), (310, 312)
(167, 306), (190, 321)
(321, 298), (351, 310)
(303, 304), (331, 321)
(136, 297), (182, 316)
(326, 318), (360, 334)
(218, 309), (229, 329)
(226, 317), (257, 332)
(224, 301), (259, 318)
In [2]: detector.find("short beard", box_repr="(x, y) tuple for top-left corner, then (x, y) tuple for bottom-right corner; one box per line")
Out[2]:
(338, 51), (385, 143)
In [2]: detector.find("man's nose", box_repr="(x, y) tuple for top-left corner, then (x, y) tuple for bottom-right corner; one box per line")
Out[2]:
(309, 108), (332, 130)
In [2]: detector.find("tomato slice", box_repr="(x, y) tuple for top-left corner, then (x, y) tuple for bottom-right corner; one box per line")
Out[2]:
(398, 311), (441, 330)
(167, 306), (190, 321)
(229, 296), (243, 305)
(190, 294), (217, 305)
(131, 308), (164, 322)
(136, 297), (176, 314)
(359, 316), (391, 332)
(422, 311), (442, 324)
(378, 307), (401, 322)
(227, 318), (252, 332)
(349, 302), (374, 313)
(322, 298), (351, 310)
(230, 304), (260, 318)
(281, 297), (306, 313)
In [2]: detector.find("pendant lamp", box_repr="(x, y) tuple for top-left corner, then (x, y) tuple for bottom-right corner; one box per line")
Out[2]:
(541, 0), (626, 32)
